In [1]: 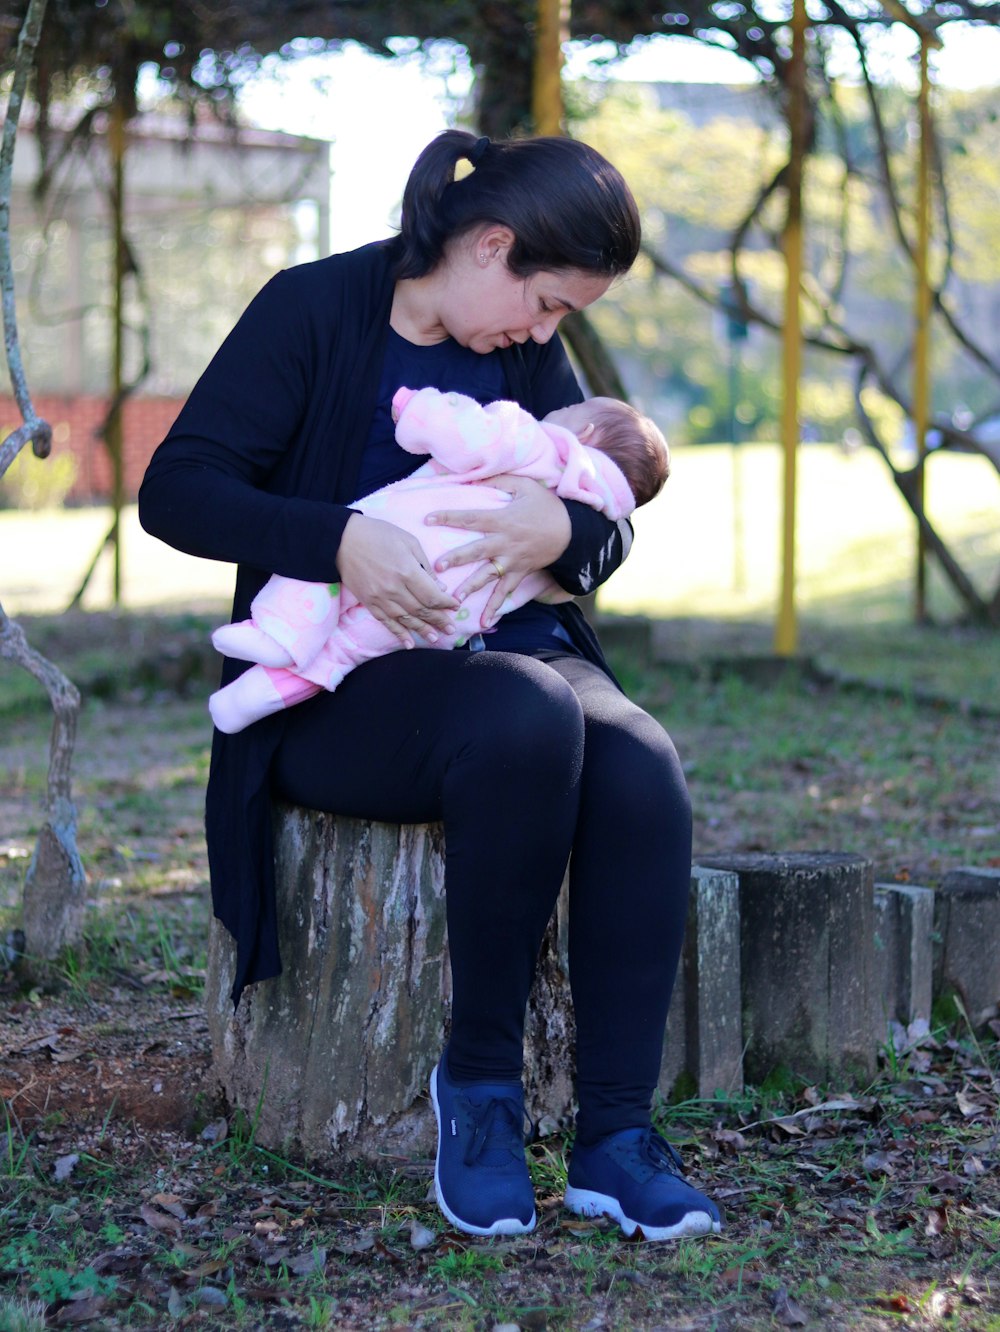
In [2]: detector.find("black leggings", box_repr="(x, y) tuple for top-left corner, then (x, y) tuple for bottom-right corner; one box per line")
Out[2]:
(272, 647), (692, 1145)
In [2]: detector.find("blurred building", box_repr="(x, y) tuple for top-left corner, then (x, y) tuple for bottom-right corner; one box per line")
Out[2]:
(1, 111), (330, 502)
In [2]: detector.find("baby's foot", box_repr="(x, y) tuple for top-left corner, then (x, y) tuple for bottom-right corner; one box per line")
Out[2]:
(208, 667), (290, 734)
(212, 622), (293, 667)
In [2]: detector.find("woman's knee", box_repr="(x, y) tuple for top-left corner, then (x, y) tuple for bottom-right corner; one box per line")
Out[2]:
(456, 654), (586, 784)
(583, 708), (691, 830)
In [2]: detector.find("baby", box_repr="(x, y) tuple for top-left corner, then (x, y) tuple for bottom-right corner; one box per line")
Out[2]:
(208, 385), (669, 733)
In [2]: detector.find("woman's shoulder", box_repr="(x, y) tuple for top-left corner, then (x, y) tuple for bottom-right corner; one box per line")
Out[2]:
(267, 239), (401, 306)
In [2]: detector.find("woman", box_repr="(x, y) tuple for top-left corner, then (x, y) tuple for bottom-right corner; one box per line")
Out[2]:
(139, 130), (721, 1242)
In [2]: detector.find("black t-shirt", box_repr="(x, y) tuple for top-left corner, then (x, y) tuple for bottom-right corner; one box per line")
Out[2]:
(357, 328), (576, 655)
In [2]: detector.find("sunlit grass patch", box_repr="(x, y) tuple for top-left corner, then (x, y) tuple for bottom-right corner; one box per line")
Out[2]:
(604, 442), (1000, 626)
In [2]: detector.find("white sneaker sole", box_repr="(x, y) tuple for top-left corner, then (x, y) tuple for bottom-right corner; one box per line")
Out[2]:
(430, 1065), (537, 1238)
(564, 1185), (721, 1240)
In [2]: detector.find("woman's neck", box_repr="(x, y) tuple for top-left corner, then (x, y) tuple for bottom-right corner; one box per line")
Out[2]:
(390, 275), (450, 346)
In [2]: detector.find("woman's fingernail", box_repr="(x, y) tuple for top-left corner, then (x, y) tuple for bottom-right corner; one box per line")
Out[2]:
(426, 631), (438, 644)
(425, 514), (439, 525)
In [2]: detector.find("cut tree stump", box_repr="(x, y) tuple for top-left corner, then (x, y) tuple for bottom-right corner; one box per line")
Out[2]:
(873, 882), (934, 1031)
(698, 852), (878, 1084)
(205, 806), (578, 1159)
(659, 865), (743, 1099)
(933, 867), (1000, 1029)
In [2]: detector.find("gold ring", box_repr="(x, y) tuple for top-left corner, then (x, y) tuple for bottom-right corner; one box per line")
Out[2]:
(489, 557), (505, 579)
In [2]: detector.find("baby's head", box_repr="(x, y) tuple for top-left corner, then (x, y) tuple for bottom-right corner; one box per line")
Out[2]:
(545, 397), (669, 507)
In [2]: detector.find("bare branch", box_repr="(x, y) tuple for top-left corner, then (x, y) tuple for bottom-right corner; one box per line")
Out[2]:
(0, 0), (49, 442)
(852, 371), (996, 625)
(0, 0), (87, 966)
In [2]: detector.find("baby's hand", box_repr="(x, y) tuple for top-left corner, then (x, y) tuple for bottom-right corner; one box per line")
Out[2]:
(391, 385), (417, 424)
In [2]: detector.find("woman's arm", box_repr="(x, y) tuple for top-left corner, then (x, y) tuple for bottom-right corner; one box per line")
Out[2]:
(138, 270), (354, 583)
(139, 267), (457, 643)
(548, 504), (633, 596)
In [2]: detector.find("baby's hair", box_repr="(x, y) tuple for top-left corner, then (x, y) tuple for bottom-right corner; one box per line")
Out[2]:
(589, 401), (670, 508)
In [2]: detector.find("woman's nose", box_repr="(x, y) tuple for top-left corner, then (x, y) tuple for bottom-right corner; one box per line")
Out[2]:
(530, 313), (563, 344)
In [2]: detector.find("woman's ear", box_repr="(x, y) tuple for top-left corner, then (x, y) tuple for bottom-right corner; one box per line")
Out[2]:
(475, 225), (516, 265)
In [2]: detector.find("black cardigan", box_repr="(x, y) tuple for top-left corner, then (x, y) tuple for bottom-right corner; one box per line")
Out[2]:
(139, 239), (631, 1002)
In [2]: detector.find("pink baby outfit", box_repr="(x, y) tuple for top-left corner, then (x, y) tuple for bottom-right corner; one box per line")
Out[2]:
(209, 386), (635, 733)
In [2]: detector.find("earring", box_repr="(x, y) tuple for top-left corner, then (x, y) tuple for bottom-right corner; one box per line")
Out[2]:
(479, 252), (488, 264)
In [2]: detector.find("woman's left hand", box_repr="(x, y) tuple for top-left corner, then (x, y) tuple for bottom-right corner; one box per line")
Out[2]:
(425, 475), (572, 627)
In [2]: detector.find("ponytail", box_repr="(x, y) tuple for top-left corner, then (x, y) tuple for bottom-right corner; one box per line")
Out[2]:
(395, 130), (640, 282)
(395, 131), (479, 281)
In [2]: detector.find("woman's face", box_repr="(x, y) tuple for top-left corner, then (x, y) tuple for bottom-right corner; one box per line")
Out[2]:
(438, 233), (612, 354)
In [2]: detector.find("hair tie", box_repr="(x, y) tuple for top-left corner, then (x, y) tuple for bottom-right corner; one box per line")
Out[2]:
(469, 136), (490, 167)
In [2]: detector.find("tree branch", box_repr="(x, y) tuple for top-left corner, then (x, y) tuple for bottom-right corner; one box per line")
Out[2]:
(0, 0), (50, 460)
(0, 0), (87, 967)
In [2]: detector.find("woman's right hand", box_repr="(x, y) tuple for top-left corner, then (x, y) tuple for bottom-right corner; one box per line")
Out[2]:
(336, 513), (459, 649)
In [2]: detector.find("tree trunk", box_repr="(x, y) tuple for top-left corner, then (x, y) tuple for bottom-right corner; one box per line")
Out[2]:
(561, 310), (629, 401)
(0, 609), (86, 966)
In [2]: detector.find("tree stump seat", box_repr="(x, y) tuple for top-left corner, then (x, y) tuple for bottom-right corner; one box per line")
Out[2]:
(205, 804), (578, 1159)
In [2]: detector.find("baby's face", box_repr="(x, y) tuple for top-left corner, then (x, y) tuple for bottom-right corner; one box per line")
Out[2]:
(545, 397), (618, 440)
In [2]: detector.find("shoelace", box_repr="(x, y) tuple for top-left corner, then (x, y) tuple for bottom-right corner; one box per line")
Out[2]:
(461, 1095), (531, 1166)
(640, 1130), (687, 1177)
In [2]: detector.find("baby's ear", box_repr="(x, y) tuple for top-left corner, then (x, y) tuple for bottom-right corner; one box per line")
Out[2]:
(578, 422), (596, 440)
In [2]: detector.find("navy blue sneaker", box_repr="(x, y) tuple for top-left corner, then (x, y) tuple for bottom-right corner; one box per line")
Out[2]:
(429, 1057), (536, 1237)
(565, 1127), (721, 1240)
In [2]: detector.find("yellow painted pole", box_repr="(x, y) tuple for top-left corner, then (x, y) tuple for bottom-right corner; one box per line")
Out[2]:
(533, 0), (568, 136)
(775, 0), (807, 657)
(913, 34), (932, 622)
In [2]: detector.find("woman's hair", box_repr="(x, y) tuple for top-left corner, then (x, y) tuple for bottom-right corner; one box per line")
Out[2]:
(590, 401), (670, 508)
(396, 130), (641, 282)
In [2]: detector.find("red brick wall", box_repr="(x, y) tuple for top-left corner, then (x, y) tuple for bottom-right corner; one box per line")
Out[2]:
(0, 394), (183, 503)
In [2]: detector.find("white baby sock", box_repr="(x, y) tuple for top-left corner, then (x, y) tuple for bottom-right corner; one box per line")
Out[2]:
(209, 668), (287, 734)
(212, 622), (294, 668)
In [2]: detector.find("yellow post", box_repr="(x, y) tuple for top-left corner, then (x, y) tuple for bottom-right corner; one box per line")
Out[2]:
(775, 0), (807, 657)
(533, 0), (568, 136)
(913, 34), (932, 621)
